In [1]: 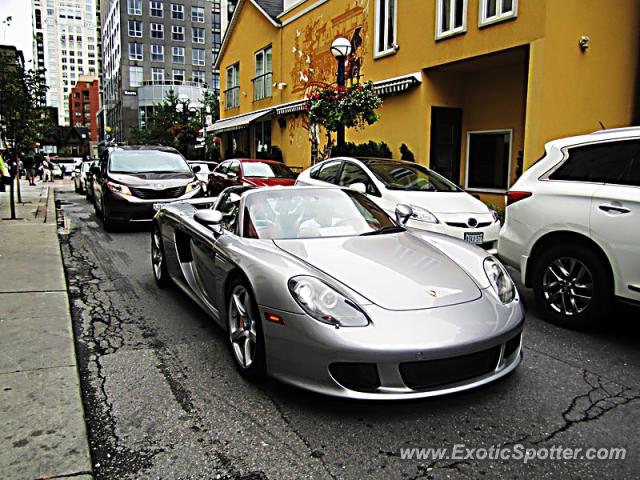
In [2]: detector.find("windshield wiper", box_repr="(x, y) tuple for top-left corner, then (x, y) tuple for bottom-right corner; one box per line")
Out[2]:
(360, 225), (406, 236)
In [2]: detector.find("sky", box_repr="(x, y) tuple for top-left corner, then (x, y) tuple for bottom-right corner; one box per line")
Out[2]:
(0, 0), (34, 64)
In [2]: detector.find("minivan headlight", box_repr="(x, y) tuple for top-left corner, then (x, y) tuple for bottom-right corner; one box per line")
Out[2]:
(483, 257), (516, 303)
(288, 276), (369, 327)
(186, 180), (201, 194)
(106, 181), (132, 196)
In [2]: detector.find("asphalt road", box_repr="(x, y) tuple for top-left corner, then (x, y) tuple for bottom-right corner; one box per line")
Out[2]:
(55, 183), (640, 479)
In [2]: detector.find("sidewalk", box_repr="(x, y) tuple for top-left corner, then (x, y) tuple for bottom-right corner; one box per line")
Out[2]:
(0, 180), (93, 479)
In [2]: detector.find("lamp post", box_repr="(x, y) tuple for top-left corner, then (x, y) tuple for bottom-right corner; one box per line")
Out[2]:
(330, 37), (353, 152)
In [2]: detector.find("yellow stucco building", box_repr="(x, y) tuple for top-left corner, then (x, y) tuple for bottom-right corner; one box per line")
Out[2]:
(211, 0), (640, 205)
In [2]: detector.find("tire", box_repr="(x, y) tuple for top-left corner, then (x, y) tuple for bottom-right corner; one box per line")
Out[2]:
(532, 243), (611, 329)
(227, 276), (266, 380)
(100, 197), (117, 232)
(151, 224), (171, 288)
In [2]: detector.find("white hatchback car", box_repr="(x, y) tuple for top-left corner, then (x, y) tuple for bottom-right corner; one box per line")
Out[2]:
(498, 127), (640, 328)
(296, 157), (501, 251)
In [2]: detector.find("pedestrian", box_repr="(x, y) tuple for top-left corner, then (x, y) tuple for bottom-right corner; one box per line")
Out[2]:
(23, 154), (36, 186)
(0, 152), (9, 192)
(42, 157), (52, 182)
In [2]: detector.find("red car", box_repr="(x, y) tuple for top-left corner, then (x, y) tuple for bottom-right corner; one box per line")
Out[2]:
(206, 158), (297, 196)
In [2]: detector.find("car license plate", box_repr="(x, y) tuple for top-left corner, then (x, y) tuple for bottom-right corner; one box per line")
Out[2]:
(464, 232), (484, 244)
(153, 203), (166, 211)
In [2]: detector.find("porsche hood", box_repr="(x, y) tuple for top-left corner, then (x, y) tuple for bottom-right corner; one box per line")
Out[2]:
(274, 232), (482, 311)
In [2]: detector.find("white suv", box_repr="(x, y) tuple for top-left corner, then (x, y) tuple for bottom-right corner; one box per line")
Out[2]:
(498, 128), (640, 328)
(296, 157), (501, 251)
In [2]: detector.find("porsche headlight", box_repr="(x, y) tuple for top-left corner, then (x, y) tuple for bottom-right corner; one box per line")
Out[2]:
(483, 257), (516, 303)
(288, 276), (369, 327)
(408, 204), (439, 224)
(185, 180), (201, 194)
(106, 181), (132, 196)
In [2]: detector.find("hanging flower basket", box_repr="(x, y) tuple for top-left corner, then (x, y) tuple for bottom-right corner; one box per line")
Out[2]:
(305, 82), (382, 132)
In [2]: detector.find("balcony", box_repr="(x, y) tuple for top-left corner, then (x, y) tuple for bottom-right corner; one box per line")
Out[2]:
(137, 80), (210, 107)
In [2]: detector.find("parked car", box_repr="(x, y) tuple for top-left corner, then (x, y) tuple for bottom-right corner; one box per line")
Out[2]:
(73, 160), (93, 194)
(296, 157), (501, 251)
(92, 146), (203, 230)
(188, 160), (219, 184)
(206, 158), (297, 197)
(498, 127), (640, 329)
(52, 163), (64, 179)
(84, 160), (98, 203)
(151, 185), (523, 399)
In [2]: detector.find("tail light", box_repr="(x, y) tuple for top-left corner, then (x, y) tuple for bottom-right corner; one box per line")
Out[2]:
(506, 191), (532, 206)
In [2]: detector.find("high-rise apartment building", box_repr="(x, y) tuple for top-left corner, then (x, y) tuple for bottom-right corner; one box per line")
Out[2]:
(69, 76), (100, 143)
(101, 0), (229, 142)
(31, 0), (102, 126)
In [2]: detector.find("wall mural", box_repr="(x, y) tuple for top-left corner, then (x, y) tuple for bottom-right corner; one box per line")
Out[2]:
(290, 0), (370, 94)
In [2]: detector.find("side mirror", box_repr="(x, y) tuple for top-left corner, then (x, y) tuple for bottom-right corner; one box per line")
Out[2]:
(395, 204), (413, 225)
(191, 165), (201, 173)
(349, 182), (367, 194)
(194, 209), (223, 226)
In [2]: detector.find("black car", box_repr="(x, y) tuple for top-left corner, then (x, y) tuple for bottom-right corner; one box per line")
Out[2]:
(84, 160), (98, 203)
(92, 146), (203, 230)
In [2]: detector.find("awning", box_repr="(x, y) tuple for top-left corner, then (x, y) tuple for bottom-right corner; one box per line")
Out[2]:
(208, 72), (422, 133)
(373, 72), (422, 96)
(207, 108), (273, 134)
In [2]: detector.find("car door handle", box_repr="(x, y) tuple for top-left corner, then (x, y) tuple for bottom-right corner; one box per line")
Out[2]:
(598, 204), (631, 214)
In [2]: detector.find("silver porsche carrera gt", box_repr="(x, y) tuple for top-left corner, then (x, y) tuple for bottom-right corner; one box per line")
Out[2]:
(151, 185), (524, 399)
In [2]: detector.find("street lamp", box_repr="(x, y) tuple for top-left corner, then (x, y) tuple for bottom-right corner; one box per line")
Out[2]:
(330, 37), (353, 152)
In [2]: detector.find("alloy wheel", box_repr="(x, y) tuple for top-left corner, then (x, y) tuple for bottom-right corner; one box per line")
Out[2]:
(542, 257), (594, 316)
(151, 230), (163, 281)
(228, 285), (257, 369)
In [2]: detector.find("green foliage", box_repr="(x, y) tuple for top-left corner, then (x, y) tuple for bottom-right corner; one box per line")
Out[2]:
(400, 143), (415, 162)
(129, 89), (220, 159)
(306, 82), (382, 132)
(0, 52), (50, 156)
(257, 145), (283, 161)
(332, 140), (393, 158)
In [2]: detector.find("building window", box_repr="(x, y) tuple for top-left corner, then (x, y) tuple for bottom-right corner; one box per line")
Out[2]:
(171, 3), (184, 20)
(374, 0), (397, 57)
(192, 48), (205, 66)
(127, 0), (142, 15)
(128, 20), (143, 37)
(129, 66), (144, 87)
(479, 0), (517, 26)
(212, 72), (220, 92)
(151, 44), (164, 61)
(225, 63), (240, 109)
(151, 67), (165, 82)
(192, 70), (205, 84)
(253, 46), (272, 101)
(172, 25), (185, 41)
(436, 0), (467, 40)
(150, 0), (163, 17)
(466, 130), (512, 191)
(151, 23), (164, 39)
(172, 68), (185, 82)
(191, 6), (205, 22)
(192, 27), (205, 44)
(255, 120), (271, 154)
(128, 42), (143, 61)
(172, 46), (185, 63)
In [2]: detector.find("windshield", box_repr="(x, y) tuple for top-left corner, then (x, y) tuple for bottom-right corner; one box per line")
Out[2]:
(242, 162), (296, 179)
(368, 162), (461, 192)
(109, 150), (191, 174)
(243, 188), (397, 240)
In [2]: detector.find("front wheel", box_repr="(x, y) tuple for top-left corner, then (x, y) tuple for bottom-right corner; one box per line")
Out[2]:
(532, 243), (611, 329)
(151, 225), (171, 288)
(227, 278), (266, 380)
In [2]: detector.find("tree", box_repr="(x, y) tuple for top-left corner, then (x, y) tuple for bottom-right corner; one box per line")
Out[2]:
(0, 50), (49, 219)
(129, 89), (220, 160)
